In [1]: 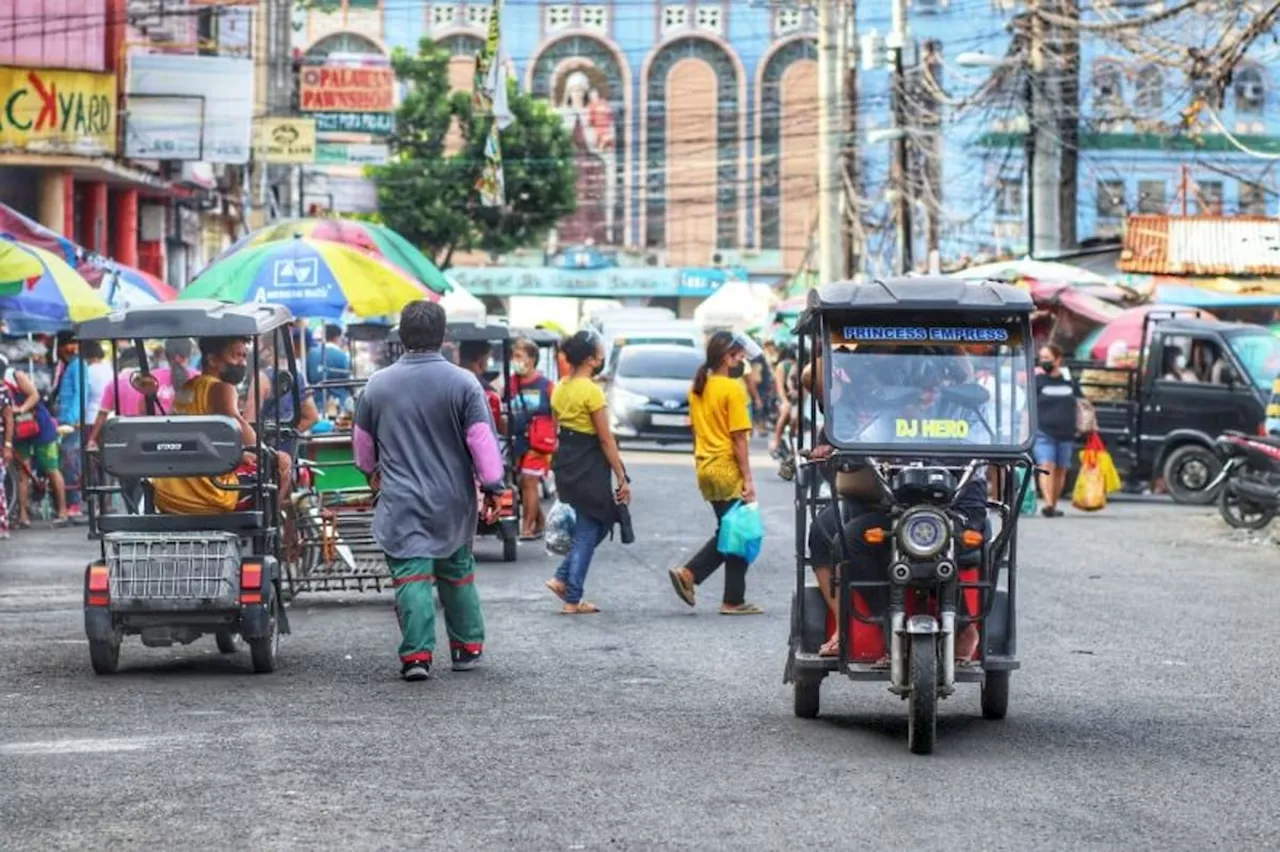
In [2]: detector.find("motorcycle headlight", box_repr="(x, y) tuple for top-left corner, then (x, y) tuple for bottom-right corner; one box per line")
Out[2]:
(897, 507), (951, 559)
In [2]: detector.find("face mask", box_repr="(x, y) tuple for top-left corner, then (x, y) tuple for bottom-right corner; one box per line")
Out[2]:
(513, 360), (531, 377)
(1039, 360), (1055, 373)
(220, 363), (248, 386)
(1174, 355), (1187, 371)
(591, 360), (604, 376)
(729, 363), (746, 379)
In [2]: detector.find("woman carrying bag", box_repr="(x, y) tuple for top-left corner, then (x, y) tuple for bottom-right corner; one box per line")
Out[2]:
(544, 331), (631, 614)
(668, 331), (764, 615)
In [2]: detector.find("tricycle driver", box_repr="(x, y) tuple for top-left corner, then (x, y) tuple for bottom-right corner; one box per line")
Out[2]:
(151, 336), (292, 514)
(800, 345), (989, 661)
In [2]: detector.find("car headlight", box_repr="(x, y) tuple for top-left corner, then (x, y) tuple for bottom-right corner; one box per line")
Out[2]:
(611, 388), (649, 411)
(897, 507), (951, 559)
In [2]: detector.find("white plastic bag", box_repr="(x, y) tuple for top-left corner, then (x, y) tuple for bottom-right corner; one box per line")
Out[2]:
(545, 500), (577, 556)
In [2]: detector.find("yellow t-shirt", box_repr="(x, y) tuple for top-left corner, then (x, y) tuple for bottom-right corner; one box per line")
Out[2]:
(552, 376), (607, 435)
(152, 374), (240, 514)
(689, 374), (752, 501)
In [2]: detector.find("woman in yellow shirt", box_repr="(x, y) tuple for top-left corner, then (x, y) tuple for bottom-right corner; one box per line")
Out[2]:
(545, 331), (631, 614)
(668, 331), (762, 615)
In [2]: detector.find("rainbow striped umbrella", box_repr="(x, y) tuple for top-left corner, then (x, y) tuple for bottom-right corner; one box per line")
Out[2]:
(0, 239), (109, 330)
(0, 238), (45, 297)
(181, 236), (437, 320)
(104, 265), (179, 309)
(216, 218), (451, 295)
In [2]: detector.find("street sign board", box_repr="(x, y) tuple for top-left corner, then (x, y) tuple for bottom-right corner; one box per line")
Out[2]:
(254, 117), (317, 163)
(312, 112), (395, 136)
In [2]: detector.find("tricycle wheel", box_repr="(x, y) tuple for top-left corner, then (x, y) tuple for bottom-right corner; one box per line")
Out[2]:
(793, 675), (821, 719)
(215, 631), (241, 654)
(1163, 445), (1222, 505)
(1219, 485), (1276, 530)
(981, 670), (1010, 720)
(907, 633), (938, 755)
(89, 633), (121, 675)
(249, 599), (280, 674)
(502, 533), (518, 563)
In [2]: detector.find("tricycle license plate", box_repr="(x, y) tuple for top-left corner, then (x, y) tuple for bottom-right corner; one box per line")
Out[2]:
(652, 414), (689, 427)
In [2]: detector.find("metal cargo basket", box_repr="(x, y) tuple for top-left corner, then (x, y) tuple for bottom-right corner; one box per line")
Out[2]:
(105, 532), (242, 606)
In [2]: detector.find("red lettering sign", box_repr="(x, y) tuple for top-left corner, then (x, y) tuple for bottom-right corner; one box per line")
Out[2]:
(299, 65), (395, 114)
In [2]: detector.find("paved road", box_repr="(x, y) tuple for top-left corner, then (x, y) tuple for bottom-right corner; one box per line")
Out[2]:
(1, 446), (1276, 850)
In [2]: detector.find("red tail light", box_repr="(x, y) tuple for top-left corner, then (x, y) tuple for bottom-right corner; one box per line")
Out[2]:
(1260, 423), (1268, 437)
(240, 561), (263, 605)
(86, 562), (109, 607)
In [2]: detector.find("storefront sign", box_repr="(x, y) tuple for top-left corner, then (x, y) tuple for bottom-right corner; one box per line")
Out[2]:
(313, 111), (395, 136)
(254, 117), (317, 163)
(316, 142), (389, 166)
(300, 66), (395, 113)
(0, 66), (116, 155)
(126, 54), (254, 163)
(447, 267), (739, 298)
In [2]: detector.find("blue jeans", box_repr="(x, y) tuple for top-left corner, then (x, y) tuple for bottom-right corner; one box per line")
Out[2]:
(554, 513), (609, 604)
(61, 428), (82, 510)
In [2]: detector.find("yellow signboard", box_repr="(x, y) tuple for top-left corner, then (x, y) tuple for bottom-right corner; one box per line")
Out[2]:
(0, 66), (117, 155)
(254, 117), (317, 164)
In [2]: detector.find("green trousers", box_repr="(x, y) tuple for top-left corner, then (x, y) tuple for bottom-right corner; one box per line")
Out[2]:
(388, 547), (485, 666)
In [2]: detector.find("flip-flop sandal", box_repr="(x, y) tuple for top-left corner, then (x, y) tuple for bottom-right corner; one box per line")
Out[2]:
(544, 579), (567, 601)
(818, 636), (840, 657)
(50, 517), (69, 528)
(668, 567), (695, 607)
(519, 532), (543, 542)
(719, 602), (764, 615)
(561, 601), (600, 614)
(15, 520), (31, 530)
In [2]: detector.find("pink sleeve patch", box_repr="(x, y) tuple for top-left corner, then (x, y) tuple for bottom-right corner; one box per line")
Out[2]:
(353, 424), (376, 473)
(466, 421), (504, 487)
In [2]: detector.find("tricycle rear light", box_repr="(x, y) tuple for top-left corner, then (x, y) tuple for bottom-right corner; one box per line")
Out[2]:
(240, 561), (263, 591)
(86, 562), (110, 606)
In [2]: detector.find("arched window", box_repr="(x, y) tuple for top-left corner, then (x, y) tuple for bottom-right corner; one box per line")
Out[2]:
(758, 38), (818, 253)
(1135, 65), (1163, 112)
(1235, 66), (1265, 115)
(305, 32), (383, 59)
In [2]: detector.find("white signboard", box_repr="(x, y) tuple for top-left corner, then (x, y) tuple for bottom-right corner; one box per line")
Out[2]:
(316, 142), (390, 166)
(125, 54), (254, 163)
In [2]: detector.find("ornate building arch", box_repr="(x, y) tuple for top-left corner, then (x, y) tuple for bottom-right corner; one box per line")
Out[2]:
(304, 32), (387, 58)
(757, 37), (818, 265)
(643, 36), (743, 258)
(528, 33), (631, 246)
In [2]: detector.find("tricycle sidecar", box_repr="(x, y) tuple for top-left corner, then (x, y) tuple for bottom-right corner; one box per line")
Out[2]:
(784, 276), (1036, 754)
(77, 301), (300, 674)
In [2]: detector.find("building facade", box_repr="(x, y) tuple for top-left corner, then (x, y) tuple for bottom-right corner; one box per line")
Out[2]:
(294, 0), (1280, 276)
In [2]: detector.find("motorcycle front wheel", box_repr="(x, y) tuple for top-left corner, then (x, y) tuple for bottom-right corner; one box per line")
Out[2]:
(1219, 485), (1277, 531)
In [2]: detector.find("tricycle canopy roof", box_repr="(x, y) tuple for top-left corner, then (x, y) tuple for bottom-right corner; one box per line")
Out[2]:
(510, 327), (562, 347)
(797, 277), (1035, 331)
(75, 300), (294, 341)
(388, 320), (513, 345)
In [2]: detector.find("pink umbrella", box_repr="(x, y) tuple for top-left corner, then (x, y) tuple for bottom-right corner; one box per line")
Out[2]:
(1081, 304), (1215, 361)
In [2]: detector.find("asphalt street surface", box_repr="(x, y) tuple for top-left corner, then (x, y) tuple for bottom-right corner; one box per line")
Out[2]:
(1, 443), (1277, 850)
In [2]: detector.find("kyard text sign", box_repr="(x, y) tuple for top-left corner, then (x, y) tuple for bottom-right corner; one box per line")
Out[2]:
(0, 67), (116, 155)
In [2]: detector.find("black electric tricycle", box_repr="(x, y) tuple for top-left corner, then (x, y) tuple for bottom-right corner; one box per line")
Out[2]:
(77, 300), (302, 674)
(784, 277), (1036, 754)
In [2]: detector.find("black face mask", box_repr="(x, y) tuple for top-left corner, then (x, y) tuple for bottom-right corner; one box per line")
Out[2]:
(220, 363), (248, 386)
(728, 363), (746, 379)
(592, 360), (604, 376)
(1039, 360), (1056, 373)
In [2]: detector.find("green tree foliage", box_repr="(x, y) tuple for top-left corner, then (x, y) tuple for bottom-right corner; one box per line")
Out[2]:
(370, 38), (577, 268)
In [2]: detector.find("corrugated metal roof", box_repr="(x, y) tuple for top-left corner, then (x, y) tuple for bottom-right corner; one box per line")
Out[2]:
(1119, 215), (1280, 276)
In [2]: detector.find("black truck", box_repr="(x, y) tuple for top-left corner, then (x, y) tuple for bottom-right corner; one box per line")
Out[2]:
(1070, 316), (1278, 504)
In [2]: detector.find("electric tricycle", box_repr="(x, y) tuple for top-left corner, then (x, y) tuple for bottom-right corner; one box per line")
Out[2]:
(77, 301), (301, 674)
(784, 277), (1036, 754)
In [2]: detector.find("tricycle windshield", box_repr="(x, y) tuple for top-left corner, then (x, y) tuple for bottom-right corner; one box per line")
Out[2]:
(824, 316), (1033, 450)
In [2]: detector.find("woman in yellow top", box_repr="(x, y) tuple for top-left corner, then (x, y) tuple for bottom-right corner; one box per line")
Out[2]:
(545, 331), (631, 614)
(152, 336), (289, 514)
(668, 331), (762, 615)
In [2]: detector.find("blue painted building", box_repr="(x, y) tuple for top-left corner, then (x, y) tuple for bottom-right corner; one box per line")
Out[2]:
(296, 1), (1280, 277)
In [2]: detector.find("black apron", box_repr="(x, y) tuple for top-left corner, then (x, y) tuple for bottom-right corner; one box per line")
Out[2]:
(552, 429), (620, 529)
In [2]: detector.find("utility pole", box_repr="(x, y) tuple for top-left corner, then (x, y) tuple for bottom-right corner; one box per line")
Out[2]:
(1054, 0), (1079, 251)
(889, 0), (912, 275)
(1026, 0), (1060, 257)
(842, 0), (861, 279)
(817, 0), (845, 283)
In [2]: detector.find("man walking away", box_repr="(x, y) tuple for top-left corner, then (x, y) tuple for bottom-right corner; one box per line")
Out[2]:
(354, 301), (505, 682)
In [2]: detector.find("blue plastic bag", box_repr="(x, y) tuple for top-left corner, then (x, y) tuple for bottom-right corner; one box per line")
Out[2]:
(717, 501), (765, 565)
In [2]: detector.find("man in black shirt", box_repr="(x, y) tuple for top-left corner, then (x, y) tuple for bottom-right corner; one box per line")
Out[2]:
(1033, 343), (1080, 517)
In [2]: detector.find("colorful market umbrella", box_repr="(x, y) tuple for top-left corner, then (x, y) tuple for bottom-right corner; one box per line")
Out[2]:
(181, 236), (437, 320)
(1075, 304), (1214, 362)
(215, 218), (452, 295)
(0, 239), (109, 330)
(0, 239), (45, 296)
(104, 265), (179, 309)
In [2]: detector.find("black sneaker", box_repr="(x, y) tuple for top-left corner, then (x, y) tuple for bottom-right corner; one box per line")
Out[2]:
(451, 648), (484, 672)
(401, 662), (430, 682)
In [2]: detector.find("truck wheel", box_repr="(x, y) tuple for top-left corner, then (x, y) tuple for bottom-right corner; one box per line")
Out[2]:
(215, 631), (241, 654)
(89, 633), (121, 675)
(249, 599), (280, 674)
(907, 634), (938, 755)
(1163, 445), (1222, 505)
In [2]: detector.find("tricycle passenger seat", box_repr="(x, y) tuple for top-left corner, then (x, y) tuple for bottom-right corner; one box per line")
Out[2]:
(98, 416), (245, 479)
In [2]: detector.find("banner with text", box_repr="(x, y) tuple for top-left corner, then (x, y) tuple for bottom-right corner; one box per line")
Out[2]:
(300, 65), (395, 113)
(254, 117), (317, 163)
(0, 66), (116, 155)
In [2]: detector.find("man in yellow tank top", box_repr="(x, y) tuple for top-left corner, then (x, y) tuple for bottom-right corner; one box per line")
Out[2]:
(152, 336), (287, 514)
